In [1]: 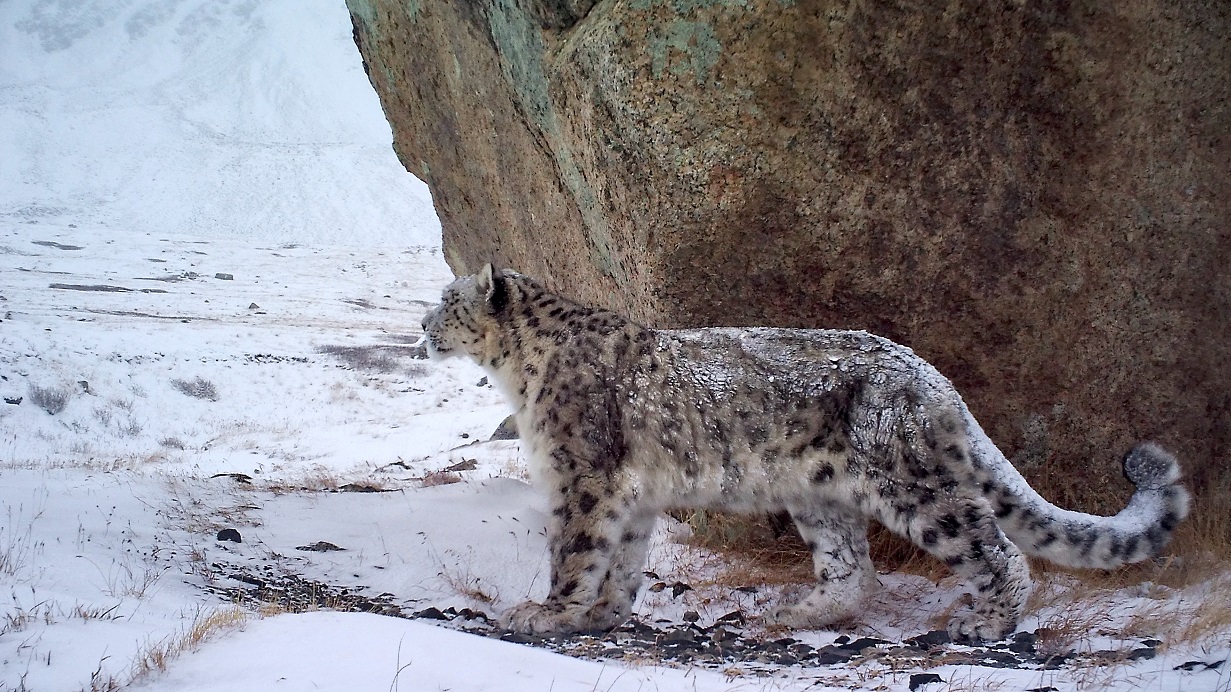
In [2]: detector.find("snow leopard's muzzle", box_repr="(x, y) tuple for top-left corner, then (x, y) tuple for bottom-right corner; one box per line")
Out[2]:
(419, 306), (452, 359)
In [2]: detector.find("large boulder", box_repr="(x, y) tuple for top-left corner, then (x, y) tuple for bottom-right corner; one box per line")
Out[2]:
(347, 0), (1229, 511)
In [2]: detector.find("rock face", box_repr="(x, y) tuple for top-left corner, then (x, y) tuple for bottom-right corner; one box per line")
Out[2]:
(347, 0), (1229, 510)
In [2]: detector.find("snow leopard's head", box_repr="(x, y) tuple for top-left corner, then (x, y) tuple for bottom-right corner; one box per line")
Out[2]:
(420, 263), (510, 361)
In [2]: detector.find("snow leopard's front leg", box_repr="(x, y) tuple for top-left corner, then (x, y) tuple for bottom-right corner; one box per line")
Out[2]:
(764, 507), (879, 628)
(502, 468), (633, 634)
(586, 512), (656, 629)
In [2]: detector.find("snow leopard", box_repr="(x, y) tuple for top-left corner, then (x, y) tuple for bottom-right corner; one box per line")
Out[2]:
(420, 265), (1190, 642)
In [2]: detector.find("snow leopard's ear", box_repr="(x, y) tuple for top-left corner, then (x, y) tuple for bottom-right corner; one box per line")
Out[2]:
(476, 263), (507, 313)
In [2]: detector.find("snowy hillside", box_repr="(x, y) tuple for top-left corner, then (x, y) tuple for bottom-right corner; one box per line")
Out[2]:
(1, 1), (1229, 691)
(0, 0), (439, 246)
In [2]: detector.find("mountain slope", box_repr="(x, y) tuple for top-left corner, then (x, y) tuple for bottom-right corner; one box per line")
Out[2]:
(0, 0), (438, 246)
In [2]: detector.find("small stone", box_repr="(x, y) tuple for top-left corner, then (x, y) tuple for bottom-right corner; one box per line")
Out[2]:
(659, 629), (698, 645)
(1039, 652), (1073, 669)
(1174, 659), (1226, 671)
(215, 273), (233, 280)
(1008, 630), (1036, 653)
(788, 642), (815, 657)
(3, 397), (20, 405)
(489, 414), (518, 441)
(814, 646), (857, 665)
(248, 303), (260, 309)
(908, 673), (944, 691)
(778, 654), (799, 665)
(845, 637), (888, 651)
(456, 608), (489, 622)
(295, 541), (345, 552)
(210, 472), (252, 484)
(907, 630), (951, 648)
(1175, 661), (1205, 671)
(977, 650), (1022, 667)
(500, 632), (542, 645)
(413, 607), (449, 620)
(477, 376), (488, 386)
(216, 528), (242, 543)
(682, 610), (699, 623)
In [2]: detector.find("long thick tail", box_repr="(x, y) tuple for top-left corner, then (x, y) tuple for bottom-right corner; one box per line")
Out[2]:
(963, 409), (1190, 570)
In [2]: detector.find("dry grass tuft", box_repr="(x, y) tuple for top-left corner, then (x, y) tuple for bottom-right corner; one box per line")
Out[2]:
(171, 376), (219, 401)
(677, 510), (948, 587)
(1164, 486), (1231, 568)
(1117, 572), (1231, 647)
(421, 471), (463, 487)
(256, 467), (399, 495)
(127, 607), (248, 681)
(441, 570), (498, 605)
(319, 344), (399, 372)
(1035, 604), (1117, 658)
(262, 468), (342, 494)
(87, 606), (249, 690)
(159, 436), (187, 450)
(674, 511), (807, 566)
(28, 384), (71, 415)
(318, 343), (426, 373)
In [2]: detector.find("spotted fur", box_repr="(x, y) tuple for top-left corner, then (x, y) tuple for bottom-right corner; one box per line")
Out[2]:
(421, 265), (1190, 642)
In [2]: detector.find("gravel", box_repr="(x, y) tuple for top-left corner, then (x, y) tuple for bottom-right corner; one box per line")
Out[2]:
(206, 565), (1162, 674)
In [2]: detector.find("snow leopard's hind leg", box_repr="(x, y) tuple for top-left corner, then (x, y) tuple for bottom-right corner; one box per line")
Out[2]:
(888, 494), (1031, 642)
(764, 508), (879, 628)
(873, 409), (1031, 643)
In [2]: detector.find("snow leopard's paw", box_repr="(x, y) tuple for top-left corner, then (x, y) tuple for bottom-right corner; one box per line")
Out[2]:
(946, 609), (1015, 644)
(501, 600), (587, 634)
(762, 592), (856, 630)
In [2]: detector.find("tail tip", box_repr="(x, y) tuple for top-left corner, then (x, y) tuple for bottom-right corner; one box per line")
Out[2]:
(1122, 442), (1182, 490)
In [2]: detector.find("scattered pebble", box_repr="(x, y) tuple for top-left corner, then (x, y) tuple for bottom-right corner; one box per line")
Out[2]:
(295, 541), (346, 552)
(202, 565), (1165, 675)
(488, 414), (518, 441)
(909, 672), (944, 691)
(216, 528), (242, 543)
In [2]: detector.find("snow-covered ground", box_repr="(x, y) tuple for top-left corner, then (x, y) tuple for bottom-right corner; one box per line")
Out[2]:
(2, 1), (1229, 691)
(6, 229), (1227, 692)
